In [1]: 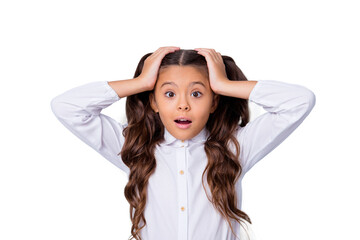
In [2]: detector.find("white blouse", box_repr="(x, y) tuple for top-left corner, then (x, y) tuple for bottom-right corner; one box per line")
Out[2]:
(50, 79), (316, 240)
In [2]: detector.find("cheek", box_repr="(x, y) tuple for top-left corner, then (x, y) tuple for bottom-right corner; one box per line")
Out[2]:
(158, 99), (175, 111)
(157, 101), (175, 120)
(194, 102), (212, 116)
(199, 97), (214, 110)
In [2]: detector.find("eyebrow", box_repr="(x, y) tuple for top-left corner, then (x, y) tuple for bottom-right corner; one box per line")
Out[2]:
(160, 81), (206, 88)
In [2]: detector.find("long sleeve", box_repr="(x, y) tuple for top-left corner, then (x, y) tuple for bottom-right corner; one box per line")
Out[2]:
(236, 80), (316, 176)
(50, 81), (130, 175)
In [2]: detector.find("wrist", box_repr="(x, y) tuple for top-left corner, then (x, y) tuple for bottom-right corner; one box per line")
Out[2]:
(135, 76), (152, 91)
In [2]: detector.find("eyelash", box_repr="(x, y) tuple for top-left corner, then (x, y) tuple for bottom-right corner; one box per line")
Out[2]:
(165, 91), (203, 98)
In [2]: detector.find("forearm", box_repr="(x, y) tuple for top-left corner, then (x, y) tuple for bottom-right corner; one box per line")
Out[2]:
(235, 80), (316, 175)
(216, 80), (258, 99)
(107, 77), (150, 98)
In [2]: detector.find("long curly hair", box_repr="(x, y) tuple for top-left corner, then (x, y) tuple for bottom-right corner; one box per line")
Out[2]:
(119, 49), (252, 240)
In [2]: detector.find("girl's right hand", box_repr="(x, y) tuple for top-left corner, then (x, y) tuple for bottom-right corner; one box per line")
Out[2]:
(137, 46), (180, 91)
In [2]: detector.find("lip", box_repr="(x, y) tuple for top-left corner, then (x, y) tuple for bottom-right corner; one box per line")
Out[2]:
(175, 121), (192, 129)
(174, 116), (192, 122)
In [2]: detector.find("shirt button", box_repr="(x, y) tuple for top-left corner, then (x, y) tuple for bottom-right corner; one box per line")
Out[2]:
(181, 206), (185, 211)
(181, 140), (184, 143)
(180, 145), (184, 148)
(179, 170), (184, 175)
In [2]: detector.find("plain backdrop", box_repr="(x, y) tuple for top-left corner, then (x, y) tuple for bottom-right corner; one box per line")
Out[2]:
(1, 0), (359, 239)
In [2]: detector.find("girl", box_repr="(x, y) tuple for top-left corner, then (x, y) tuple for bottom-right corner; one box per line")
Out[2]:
(50, 46), (316, 240)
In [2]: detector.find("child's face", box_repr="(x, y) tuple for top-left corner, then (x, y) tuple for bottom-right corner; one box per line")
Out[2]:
(150, 65), (219, 141)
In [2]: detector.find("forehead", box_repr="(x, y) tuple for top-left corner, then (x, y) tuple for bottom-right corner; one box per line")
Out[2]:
(157, 65), (209, 84)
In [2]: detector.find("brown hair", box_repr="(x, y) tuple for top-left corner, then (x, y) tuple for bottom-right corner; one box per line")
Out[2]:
(119, 49), (252, 240)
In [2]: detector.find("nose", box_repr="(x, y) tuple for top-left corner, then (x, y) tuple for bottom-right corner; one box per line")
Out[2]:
(178, 97), (190, 111)
(178, 105), (189, 111)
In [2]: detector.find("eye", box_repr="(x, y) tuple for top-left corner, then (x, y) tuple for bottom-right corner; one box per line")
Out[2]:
(164, 91), (203, 98)
(165, 91), (175, 98)
(191, 91), (202, 98)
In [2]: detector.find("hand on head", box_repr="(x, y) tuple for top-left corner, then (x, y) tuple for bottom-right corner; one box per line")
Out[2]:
(137, 46), (181, 91)
(194, 48), (230, 94)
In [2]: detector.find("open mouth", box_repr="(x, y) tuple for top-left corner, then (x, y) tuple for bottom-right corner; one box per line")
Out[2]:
(174, 119), (192, 124)
(174, 117), (192, 129)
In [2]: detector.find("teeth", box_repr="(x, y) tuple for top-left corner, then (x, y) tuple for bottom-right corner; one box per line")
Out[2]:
(176, 119), (191, 122)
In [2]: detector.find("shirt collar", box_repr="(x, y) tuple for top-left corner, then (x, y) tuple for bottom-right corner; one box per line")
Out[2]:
(163, 126), (209, 146)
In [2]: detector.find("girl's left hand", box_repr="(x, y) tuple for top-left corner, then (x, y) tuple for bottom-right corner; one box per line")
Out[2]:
(194, 48), (230, 94)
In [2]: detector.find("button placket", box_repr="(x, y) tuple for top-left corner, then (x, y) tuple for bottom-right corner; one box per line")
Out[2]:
(176, 141), (188, 240)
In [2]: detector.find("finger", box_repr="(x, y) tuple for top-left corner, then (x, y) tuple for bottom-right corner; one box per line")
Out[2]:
(209, 49), (219, 61)
(197, 48), (218, 62)
(215, 52), (223, 62)
(159, 47), (180, 58)
(195, 48), (224, 65)
(196, 48), (215, 55)
(194, 48), (212, 55)
(149, 47), (179, 64)
(151, 46), (180, 58)
(195, 48), (211, 52)
(195, 48), (212, 54)
(206, 49), (222, 62)
(155, 46), (180, 55)
(195, 50), (214, 64)
(195, 49), (209, 57)
(194, 48), (212, 51)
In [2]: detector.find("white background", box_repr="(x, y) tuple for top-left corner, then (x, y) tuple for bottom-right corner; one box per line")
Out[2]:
(1, 0), (359, 239)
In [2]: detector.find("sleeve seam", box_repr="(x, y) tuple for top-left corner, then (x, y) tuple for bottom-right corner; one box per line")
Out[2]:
(105, 81), (121, 100)
(248, 80), (262, 102)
